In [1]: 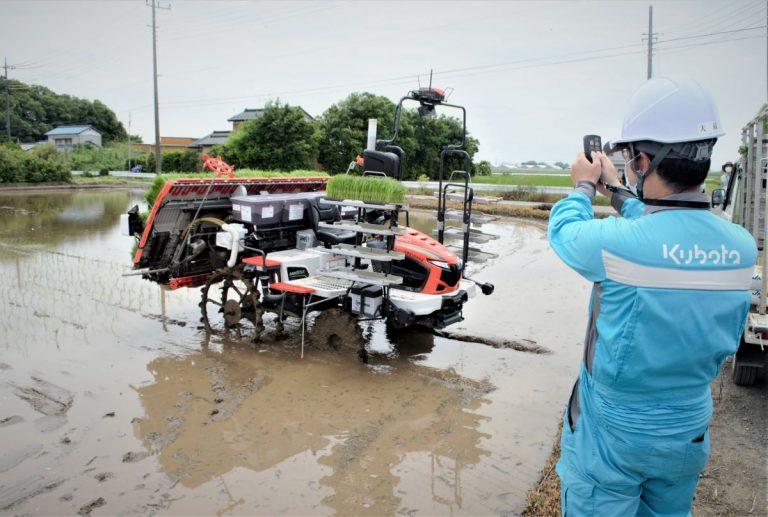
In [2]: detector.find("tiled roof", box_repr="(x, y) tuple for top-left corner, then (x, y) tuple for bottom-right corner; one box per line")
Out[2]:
(228, 109), (264, 122)
(188, 130), (231, 148)
(227, 107), (315, 122)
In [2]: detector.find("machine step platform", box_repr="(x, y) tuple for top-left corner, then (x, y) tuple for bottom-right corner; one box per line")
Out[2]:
(320, 268), (403, 286)
(446, 245), (499, 263)
(316, 243), (405, 261)
(318, 221), (406, 236)
(435, 228), (499, 244)
(270, 275), (353, 298)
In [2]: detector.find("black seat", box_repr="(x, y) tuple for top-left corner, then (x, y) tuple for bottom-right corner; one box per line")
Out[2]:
(308, 196), (357, 246)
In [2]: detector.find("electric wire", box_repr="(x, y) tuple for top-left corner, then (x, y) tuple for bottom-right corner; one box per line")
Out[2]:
(124, 26), (760, 113)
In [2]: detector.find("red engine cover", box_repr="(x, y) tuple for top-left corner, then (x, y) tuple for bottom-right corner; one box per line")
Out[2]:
(394, 228), (461, 295)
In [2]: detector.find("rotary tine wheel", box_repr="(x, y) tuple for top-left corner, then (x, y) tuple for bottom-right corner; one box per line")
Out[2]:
(200, 267), (264, 342)
(310, 308), (364, 356)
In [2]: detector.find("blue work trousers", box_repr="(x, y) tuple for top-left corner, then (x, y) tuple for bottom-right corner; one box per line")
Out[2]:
(556, 370), (710, 516)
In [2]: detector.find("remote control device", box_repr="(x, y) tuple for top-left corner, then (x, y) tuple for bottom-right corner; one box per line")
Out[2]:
(583, 135), (602, 162)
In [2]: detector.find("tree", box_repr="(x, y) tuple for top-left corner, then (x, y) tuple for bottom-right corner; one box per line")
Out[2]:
(223, 100), (320, 171)
(403, 110), (479, 180)
(318, 92), (480, 180)
(0, 78), (127, 143)
(474, 160), (492, 176)
(0, 142), (69, 183)
(317, 92), (398, 174)
(554, 161), (570, 170)
(161, 150), (202, 172)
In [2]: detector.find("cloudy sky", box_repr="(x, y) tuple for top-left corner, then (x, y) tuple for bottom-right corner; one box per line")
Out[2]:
(1, 0), (765, 167)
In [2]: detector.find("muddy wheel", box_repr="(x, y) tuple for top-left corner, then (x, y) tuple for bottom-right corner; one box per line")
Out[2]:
(200, 267), (264, 341)
(310, 308), (364, 353)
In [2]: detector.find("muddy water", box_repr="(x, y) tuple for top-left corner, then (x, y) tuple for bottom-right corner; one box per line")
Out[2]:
(0, 191), (591, 515)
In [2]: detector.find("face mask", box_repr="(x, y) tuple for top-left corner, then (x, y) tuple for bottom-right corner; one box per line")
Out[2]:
(623, 149), (641, 196)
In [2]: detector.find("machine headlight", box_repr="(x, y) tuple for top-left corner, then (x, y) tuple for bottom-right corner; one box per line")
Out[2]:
(428, 259), (451, 269)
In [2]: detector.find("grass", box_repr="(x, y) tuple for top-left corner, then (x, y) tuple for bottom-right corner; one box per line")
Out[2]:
(522, 421), (562, 516)
(474, 172), (722, 191)
(473, 175), (573, 187)
(406, 196), (611, 220)
(326, 175), (406, 204)
(409, 186), (611, 206)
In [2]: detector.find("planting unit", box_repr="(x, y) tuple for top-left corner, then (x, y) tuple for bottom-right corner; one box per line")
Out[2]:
(124, 87), (495, 355)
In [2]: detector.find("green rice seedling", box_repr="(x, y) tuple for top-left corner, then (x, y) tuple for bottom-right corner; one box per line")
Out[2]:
(326, 175), (405, 203)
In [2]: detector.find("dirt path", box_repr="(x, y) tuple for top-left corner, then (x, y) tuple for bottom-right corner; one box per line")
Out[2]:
(694, 363), (767, 517)
(523, 366), (768, 516)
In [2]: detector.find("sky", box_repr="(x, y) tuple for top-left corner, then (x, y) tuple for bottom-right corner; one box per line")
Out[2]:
(1, 0), (765, 167)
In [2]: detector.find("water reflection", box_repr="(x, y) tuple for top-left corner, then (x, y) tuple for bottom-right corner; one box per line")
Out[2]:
(0, 191), (134, 254)
(134, 344), (491, 515)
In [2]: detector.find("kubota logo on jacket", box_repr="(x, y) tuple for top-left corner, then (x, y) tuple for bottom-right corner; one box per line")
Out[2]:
(662, 243), (741, 266)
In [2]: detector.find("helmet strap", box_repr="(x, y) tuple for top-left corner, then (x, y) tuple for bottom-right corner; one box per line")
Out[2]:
(635, 144), (672, 200)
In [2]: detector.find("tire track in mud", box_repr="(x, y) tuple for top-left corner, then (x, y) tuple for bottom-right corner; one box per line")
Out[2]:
(0, 475), (66, 513)
(432, 329), (550, 354)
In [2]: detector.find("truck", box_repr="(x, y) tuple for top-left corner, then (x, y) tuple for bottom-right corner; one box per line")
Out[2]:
(713, 105), (768, 385)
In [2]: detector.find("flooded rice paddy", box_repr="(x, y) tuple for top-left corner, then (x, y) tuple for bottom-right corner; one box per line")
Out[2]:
(0, 189), (591, 515)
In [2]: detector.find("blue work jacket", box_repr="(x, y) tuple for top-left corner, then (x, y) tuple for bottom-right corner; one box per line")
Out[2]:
(549, 189), (756, 437)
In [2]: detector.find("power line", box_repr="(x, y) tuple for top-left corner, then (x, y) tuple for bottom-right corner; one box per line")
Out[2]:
(658, 0), (762, 36)
(657, 24), (765, 44)
(124, 21), (761, 115)
(655, 34), (764, 53)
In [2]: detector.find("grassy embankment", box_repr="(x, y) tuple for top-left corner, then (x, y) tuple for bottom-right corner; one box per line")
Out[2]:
(471, 171), (720, 191)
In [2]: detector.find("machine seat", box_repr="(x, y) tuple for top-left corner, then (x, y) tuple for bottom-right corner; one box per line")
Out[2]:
(309, 196), (356, 246)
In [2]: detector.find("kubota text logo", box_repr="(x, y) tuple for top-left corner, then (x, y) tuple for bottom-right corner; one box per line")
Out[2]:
(662, 244), (741, 265)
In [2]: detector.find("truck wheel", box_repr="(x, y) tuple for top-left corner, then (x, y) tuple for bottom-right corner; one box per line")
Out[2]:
(732, 356), (758, 386)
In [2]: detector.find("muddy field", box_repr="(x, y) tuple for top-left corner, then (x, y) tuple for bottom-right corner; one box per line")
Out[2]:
(1, 189), (761, 516)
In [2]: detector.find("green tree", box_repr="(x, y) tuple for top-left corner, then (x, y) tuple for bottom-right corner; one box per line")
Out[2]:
(403, 110), (479, 180)
(0, 142), (69, 183)
(222, 100), (320, 170)
(0, 78), (127, 143)
(474, 160), (492, 176)
(317, 92), (400, 174)
(162, 150), (202, 172)
(317, 92), (479, 180)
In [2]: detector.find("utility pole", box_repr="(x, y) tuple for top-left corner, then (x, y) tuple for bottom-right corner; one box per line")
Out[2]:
(643, 5), (655, 79)
(127, 112), (132, 170)
(3, 57), (16, 141)
(147, 0), (170, 174)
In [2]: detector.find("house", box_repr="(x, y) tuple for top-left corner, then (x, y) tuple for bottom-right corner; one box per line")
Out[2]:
(187, 130), (231, 155)
(132, 136), (198, 155)
(228, 107), (314, 131)
(45, 125), (102, 151)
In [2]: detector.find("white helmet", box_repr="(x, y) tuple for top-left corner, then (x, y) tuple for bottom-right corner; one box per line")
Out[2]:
(613, 76), (725, 145)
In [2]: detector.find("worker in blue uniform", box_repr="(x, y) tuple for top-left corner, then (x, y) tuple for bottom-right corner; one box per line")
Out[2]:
(549, 77), (757, 516)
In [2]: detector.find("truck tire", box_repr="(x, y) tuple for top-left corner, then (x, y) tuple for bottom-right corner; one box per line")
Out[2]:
(732, 356), (758, 386)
